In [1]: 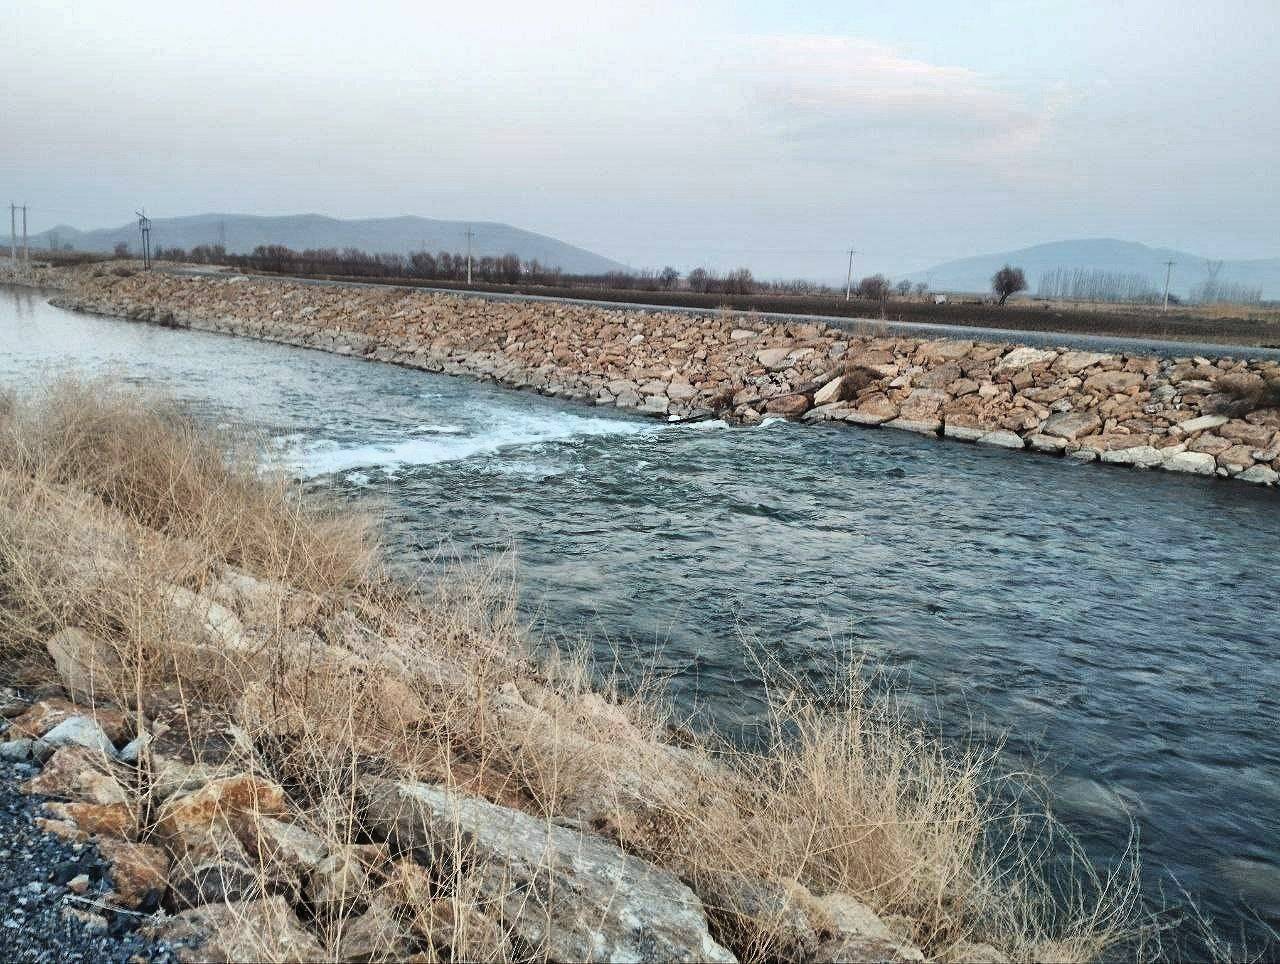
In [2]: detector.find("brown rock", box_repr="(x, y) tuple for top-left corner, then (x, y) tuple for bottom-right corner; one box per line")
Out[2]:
(913, 363), (961, 389)
(1219, 420), (1276, 448)
(308, 843), (387, 913)
(97, 837), (170, 909)
(1217, 444), (1255, 471)
(336, 896), (414, 962)
(156, 773), (291, 844)
(897, 388), (949, 420)
(24, 746), (129, 805)
(43, 801), (136, 838)
(1040, 411), (1101, 441)
(148, 896), (325, 963)
(1083, 370), (1145, 394)
(1188, 433), (1232, 456)
(848, 393), (899, 425)
(764, 394), (811, 417)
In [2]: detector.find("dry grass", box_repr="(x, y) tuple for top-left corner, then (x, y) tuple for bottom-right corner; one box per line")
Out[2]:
(0, 377), (1145, 962)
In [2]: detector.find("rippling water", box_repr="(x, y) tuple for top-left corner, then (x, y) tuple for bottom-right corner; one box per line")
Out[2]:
(3, 285), (1278, 952)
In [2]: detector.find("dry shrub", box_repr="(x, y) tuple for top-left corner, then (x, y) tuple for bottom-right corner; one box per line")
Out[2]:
(0, 378), (1144, 962)
(0, 376), (375, 597)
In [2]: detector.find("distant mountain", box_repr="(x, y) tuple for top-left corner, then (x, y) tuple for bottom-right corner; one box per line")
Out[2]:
(913, 239), (1280, 300)
(30, 213), (625, 275)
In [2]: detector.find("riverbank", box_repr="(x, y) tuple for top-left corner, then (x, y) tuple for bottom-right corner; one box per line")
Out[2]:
(31, 263), (1280, 489)
(0, 379), (1139, 962)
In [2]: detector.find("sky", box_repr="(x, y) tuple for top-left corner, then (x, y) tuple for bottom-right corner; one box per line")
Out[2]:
(3, 0), (1278, 280)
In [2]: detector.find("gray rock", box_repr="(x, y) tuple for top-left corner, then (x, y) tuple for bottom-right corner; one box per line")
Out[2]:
(35, 717), (116, 757)
(0, 740), (32, 762)
(360, 778), (735, 963)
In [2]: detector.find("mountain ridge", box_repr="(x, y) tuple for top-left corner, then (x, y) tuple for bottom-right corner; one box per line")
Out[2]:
(912, 238), (1280, 299)
(28, 213), (626, 275)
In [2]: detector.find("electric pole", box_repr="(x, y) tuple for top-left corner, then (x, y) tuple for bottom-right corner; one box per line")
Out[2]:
(465, 227), (474, 285)
(9, 203), (15, 265)
(1162, 259), (1175, 312)
(136, 209), (152, 270)
(844, 246), (858, 301)
(21, 203), (28, 266)
(218, 220), (227, 250)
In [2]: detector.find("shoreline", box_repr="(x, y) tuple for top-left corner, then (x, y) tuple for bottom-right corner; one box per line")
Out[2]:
(15, 264), (1280, 489)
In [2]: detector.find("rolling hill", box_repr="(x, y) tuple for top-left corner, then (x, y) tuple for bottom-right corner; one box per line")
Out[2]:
(913, 239), (1280, 300)
(29, 213), (625, 275)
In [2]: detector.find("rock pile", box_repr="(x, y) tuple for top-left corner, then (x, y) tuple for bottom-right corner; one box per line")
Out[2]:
(50, 271), (1280, 487)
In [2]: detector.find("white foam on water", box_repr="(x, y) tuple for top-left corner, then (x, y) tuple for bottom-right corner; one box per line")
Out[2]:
(291, 408), (652, 477)
(412, 423), (465, 435)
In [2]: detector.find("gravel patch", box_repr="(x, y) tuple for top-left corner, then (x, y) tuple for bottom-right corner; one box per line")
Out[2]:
(0, 759), (177, 963)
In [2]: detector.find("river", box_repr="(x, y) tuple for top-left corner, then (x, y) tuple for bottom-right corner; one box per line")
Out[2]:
(2, 284), (1277, 953)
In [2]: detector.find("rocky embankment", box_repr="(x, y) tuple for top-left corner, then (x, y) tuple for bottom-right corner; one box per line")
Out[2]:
(49, 267), (1280, 486)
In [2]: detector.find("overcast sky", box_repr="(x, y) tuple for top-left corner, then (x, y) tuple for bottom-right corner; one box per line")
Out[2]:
(4, 0), (1277, 278)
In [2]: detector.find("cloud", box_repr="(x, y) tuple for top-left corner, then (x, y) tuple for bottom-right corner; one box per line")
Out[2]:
(735, 36), (1046, 165)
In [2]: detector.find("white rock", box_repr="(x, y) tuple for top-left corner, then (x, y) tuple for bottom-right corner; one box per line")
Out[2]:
(1100, 446), (1165, 469)
(978, 430), (1026, 449)
(1236, 465), (1279, 485)
(1162, 450), (1216, 475)
(995, 347), (1057, 371)
(942, 423), (985, 442)
(1174, 414), (1229, 435)
(1027, 434), (1067, 453)
(730, 328), (758, 340)
(812, 375), (849, 406)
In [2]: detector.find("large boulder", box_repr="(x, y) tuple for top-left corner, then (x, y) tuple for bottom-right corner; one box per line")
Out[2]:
(359, 778), (736, 963)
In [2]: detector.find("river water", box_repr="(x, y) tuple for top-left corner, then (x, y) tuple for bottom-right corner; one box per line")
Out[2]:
(2, 285), (1277, 952)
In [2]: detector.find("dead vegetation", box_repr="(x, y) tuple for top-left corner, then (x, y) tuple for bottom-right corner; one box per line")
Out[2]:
(0, 377), (1144, 961)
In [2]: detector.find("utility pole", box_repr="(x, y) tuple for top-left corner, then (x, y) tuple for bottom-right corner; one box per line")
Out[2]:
(218, 220), (227, 250)
(465, 227), (474, 285)
(844, 246), (858, 301)
(8, 203), (15, 265)
(1162, 259), (1175, 312)
(136, 209), (152, 270)
(21, 203), (28, 265)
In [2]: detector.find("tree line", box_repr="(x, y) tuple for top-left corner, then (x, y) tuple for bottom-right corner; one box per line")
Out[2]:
(146, 243), (945, 301)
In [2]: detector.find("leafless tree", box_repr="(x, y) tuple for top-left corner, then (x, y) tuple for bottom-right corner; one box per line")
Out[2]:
(991, 265), (1027, 305)
(895, 279), (912, 297)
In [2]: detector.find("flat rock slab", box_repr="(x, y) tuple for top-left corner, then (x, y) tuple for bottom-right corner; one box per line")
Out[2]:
(360, 778), (736, 963)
